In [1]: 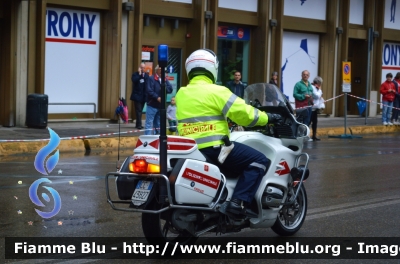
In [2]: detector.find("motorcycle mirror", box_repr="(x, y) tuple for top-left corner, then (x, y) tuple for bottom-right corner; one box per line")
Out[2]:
(297, 124), (310, 139)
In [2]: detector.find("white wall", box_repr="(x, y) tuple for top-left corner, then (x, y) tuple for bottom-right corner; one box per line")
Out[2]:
(284, 0), (326, 20)
(162, 0), (192, 3)
(384, 0), (400, 29)
(45, 8), (100, 114)
(281, 31), (320, 104)
(349, 0), (364, 25)
(219, 0), (258, 12)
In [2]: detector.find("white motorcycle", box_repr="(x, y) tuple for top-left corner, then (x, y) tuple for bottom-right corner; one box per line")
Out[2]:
(106, 83), (310, 245)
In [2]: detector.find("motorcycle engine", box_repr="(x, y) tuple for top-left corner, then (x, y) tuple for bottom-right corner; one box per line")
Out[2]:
(261, 186), (284, 208)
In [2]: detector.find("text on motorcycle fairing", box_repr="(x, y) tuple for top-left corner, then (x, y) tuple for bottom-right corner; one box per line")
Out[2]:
(182, 168), (220, 189)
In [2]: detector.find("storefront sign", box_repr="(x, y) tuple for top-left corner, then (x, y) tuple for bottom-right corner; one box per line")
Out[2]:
(382, 42), (400, 69)
(218, 26), (250, 41)
(381, 42), (400, 83)
(142, 46), (155, 52)
(142, 52), (150, 61)
(46, 9), (97, 44)
(45, 8), (100, 114)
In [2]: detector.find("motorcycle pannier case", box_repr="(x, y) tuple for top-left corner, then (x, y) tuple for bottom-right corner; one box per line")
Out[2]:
(174, 159), (221, 206)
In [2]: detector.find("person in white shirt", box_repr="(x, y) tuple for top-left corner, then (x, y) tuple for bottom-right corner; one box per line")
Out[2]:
(309, 76), (324, 141)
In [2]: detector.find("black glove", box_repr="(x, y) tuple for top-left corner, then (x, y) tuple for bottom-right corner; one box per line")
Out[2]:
(267, 113), (283, 125)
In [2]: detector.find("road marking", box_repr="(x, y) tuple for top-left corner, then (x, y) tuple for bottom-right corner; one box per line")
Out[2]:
(307, 195), (400, 220)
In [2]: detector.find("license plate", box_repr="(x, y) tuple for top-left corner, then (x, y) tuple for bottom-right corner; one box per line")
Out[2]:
(131, 180), (153, 206)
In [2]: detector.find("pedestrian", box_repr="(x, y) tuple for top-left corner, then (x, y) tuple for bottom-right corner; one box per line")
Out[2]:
(390, 72), (400, 125)
(145, 65), (173, 135)
(130, 62), (149, 129)
(269, 71), (278, 86)
(225, 71), (246, 98)
(167, 96), (178, 135)
(309, 76), (324, 141)
(265, 83), (279, 106)
(176, 49), (282, 219)
(293, 70), (313, 125)
(380, 72), (396, 126)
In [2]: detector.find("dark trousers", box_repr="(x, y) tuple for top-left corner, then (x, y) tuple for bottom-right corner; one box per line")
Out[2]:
(310, 110), (318, 139)
(200, 141), (270, 203)
(392, 97), (400, 121)
(133, 101), (145, 127)
(305, 107), (312, 126)
(297, 108), (312, 125)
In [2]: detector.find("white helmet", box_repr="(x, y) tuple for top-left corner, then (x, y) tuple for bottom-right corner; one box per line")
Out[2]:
(185, 49), (219, 83)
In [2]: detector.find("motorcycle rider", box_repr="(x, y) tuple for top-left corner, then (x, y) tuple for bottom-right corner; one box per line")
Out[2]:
(176, 49), (283, 218)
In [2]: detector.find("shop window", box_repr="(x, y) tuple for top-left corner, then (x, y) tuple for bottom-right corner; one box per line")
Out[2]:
(216, 26), (250, 87)
(141, 46), (181, 103)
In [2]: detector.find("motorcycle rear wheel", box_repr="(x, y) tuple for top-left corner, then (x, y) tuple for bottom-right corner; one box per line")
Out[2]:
(142, 201), (198, 245)
(271, 184), (307, 236)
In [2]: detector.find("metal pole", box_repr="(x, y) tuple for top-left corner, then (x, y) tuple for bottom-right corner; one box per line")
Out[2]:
(344, 92), (347, 134)
(158, 45), (168, 202)
(365, 27), (373, 125)
(160, 66), (167, 178)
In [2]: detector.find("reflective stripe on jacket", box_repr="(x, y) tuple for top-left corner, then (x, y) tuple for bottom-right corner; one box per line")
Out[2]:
(176, 75), (269, 149)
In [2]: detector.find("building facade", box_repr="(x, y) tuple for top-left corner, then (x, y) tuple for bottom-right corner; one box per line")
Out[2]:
(1, 0), (399, 127)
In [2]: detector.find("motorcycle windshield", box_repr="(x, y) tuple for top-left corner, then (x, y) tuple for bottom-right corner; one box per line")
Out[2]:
(243, 83), (294, 114)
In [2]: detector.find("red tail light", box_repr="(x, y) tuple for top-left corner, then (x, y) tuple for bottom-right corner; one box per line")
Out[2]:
(129, 159), (160, 173)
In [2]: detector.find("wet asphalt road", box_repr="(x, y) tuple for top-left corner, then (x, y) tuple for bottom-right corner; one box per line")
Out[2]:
(1, 134), (400, 263)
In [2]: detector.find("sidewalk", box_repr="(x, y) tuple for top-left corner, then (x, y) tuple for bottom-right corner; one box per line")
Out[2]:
(0, 116), (399, 156)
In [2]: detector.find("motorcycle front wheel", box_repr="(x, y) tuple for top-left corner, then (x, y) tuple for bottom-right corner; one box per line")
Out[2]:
(271, 184), (307, 236)
(142, 200), (198, 246)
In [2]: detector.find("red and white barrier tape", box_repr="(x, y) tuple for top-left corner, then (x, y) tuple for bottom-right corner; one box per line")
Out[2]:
(293, 94), (344, 111)
(0, 92), (396, 142)
(347, 93), (400, 111)
(0, 125), (181, 142)
(0, 127), (153, 143)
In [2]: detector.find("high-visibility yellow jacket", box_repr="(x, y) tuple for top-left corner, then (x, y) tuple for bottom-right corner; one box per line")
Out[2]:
(176, 75), (269, 149)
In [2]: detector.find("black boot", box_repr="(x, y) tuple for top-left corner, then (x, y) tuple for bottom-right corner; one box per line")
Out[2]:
(226, 198), (246, 215)
(226, 199), (258, 218)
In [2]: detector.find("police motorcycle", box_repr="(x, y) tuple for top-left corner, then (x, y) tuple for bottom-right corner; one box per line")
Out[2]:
(105, 83), (310, 245)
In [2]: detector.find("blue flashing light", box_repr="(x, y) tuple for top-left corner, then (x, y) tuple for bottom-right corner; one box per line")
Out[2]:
(158, 45), (168, 63)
